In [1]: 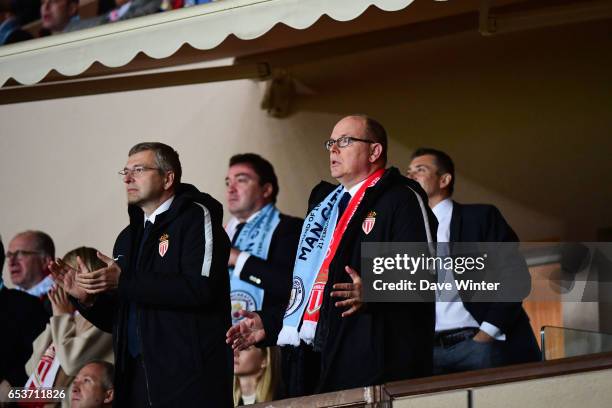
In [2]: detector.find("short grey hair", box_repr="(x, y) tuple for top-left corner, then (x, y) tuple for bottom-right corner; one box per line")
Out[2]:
(128, 142), (182, 185)
(347, 114), (388, 165)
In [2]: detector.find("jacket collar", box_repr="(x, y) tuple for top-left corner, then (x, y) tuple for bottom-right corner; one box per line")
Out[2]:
(126, 183), (219, 230)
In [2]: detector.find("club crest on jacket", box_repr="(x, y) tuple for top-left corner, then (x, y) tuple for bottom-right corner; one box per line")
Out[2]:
(362, 211), (377, 235)
(159, 233), (169, 257)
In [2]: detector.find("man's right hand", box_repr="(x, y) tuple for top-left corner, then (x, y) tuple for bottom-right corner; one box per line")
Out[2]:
(48, 258), (96, 306)
(226, 310), (266, 351)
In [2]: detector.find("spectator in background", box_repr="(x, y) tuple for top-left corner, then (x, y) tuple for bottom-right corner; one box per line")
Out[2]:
(407, 147), (540, 374)
(0, 0), (38, 45)
(233, 346), (281, 406)
(2, 0), (40, 23)
(25, 247), (114, 407)
(65, 0), (161, 32)
(40, 0), (78, 35)
(0, 236), (47, 399)
(224, 153), (302, 325)
(159, 0), (211, 10)
(71, 361), (114, 408)
(7, 230), (55, 314)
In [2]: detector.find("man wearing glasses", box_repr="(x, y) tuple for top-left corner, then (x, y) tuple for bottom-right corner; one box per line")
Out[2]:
(51, 142), (233, 407)
(6, 230), (55, 312)
(1, 237), (48, 398)
(228, 115), (437, 394)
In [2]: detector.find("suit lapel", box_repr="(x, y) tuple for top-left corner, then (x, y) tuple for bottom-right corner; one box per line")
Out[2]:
(450, 201), (462, 248)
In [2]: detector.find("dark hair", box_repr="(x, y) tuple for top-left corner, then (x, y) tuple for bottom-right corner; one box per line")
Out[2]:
(229, 153), (279, 203)
(129, 142), (182, 186)
(411, 147), (455, 195)
(350, 114), (388, 165)
(16, 230), (55, 259)
(10, 0), (41, 25)
(83, 360), (115, 391)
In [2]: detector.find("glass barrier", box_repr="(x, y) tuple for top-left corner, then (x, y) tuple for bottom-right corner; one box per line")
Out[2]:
(541, 326), (612, 360)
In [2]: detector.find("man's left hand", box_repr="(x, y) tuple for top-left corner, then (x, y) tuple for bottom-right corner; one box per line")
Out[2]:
(75, 252), (122, 294)
(331, 266), (363, 317)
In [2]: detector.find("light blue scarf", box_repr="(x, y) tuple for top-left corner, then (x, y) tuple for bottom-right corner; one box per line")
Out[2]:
(229, 204), (281, 324)
(277, 185), (344, 346)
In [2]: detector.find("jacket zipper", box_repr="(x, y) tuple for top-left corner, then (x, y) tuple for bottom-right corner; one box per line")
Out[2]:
(137, 308), (154, 407)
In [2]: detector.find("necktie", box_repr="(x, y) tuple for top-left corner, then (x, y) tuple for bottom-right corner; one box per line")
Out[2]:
(337, 192), (351, 221)
(136, 221), (153, 268)
(231, 222), (246, 246)
(128, 220), (153, 357)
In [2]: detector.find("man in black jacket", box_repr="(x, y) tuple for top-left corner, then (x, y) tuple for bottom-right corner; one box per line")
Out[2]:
(224, 153), (302, 323)
(228, 115), (436, 394)
(51, 142), (232, 407)
(407, 147), (540, 374)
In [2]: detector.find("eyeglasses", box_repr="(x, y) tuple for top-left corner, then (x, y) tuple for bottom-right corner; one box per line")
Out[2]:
(118, 166), (161, 177)
(324, 136), (376, 151)
(5, 250), (42, 260)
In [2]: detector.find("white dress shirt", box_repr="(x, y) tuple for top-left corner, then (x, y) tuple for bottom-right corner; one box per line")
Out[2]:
(144, 196), (175, 226)
(433, 198), (505, 340)
(345, 179), (366, 198)
(18, 275), (54, 298)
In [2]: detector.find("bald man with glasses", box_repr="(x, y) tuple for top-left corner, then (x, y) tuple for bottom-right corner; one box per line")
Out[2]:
(228, 115), (437, 395)
(6, 230), (55, 315)
(1, 236), (47, 397)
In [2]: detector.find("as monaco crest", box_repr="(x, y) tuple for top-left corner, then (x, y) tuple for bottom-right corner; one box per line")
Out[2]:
(159, 233), (169, 257)
(362, 211), (377, 235)
(306, 282), (325, 314)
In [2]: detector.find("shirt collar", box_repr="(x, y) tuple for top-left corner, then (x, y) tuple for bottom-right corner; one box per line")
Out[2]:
(432, 197), (453, 221)
(18, 275), (54, 298)
(345, 179), (367, 197)
(225, 208), (261, 236)
(144, 196), (175, 226)
(245, 209), (261, 223)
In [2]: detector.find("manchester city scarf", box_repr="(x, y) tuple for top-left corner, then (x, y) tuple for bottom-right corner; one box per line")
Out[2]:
(278, 169), (384, 346)
(229, 204), (281, 324)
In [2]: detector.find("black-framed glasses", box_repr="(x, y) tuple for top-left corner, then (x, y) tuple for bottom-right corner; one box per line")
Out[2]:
(5, 250), (42, 260)
(118, 166), (161, 177)
(324, 136), (376, 151)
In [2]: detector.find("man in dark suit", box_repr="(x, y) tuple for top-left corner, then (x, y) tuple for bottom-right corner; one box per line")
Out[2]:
(408, 147), (540, 374)
(224, 153), (303, 322)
